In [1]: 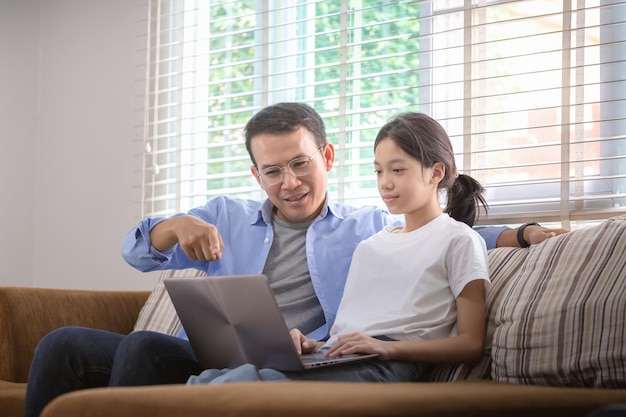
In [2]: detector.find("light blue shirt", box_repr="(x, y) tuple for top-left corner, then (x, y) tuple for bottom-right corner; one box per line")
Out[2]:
(121, 195), (506, 339)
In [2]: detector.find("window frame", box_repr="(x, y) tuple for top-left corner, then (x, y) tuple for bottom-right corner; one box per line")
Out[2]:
(141, 0), (626, 228)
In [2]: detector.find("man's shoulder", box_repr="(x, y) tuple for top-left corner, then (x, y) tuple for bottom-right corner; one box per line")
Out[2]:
(325, 202), (401, 234)
(201, 195), (261, 208)
(190, 196), (263, 219)
(328, 201), (390, 218)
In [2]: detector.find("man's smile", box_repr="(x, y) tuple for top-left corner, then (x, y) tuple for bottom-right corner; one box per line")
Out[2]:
(283, 192), (308, 202)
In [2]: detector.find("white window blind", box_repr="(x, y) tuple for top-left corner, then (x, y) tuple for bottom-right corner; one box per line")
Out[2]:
(424, 0), (626, 228)
(142, 0), (626, 228)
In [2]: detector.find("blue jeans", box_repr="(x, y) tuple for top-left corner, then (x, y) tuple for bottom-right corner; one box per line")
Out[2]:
(283, 359), (424, 382)
(23, 327), (202, 417)
(188, 360), (424, 385)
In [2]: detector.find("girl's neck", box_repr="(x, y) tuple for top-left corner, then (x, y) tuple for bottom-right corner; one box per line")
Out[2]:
(401, 205), (443, 233)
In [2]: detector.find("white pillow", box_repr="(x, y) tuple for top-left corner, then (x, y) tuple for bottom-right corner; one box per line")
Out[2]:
(133, 268), (207, 335)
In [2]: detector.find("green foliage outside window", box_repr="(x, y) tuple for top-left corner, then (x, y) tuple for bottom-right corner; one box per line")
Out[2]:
(189, 1), (420, 201)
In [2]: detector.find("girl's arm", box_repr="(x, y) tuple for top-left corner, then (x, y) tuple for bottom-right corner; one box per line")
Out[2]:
(326, 279), (486, 363)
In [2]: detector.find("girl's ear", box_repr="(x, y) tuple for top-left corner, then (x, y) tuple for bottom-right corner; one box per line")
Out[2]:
(431, 162), (446, 184)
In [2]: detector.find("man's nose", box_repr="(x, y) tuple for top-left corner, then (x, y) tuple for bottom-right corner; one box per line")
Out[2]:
(281, 169), (300, 188)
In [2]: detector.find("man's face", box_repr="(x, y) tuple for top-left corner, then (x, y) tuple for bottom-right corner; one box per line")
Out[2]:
(250, 127), (334, 223)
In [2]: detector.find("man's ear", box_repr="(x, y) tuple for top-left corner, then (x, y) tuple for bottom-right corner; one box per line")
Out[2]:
(322, 143), (335, 171)
(251, 165), (265, 190)
(431, 162), (446, 184)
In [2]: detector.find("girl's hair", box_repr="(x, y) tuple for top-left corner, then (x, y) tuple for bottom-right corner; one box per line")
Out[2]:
(244, 102), (327, 167)
(374, 112), (488, 227)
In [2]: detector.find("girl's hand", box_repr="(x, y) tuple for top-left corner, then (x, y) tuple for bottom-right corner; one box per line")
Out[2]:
(326, 332), (393, 360)
(289, 329), (319, 355)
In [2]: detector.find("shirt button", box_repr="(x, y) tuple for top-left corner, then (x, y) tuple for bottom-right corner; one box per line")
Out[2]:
(264, 238), (270, 243)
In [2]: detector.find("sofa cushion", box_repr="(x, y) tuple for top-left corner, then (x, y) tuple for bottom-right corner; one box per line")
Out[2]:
(422, 246), (529, 382)
(491, 214), (626, 388)
(0, 380), (27, 417)
(133, 268), (207, 335)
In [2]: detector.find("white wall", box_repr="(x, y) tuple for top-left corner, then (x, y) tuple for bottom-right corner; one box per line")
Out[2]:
(0, 0), (39, 288)
(0, 0), (159, 290)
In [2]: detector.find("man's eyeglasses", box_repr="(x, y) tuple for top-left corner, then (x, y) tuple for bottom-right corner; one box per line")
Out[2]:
(257, 146), (324, 186)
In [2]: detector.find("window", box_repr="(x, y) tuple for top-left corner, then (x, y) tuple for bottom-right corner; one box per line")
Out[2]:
(424, 0), (626, 228)
(142, 0), (626, 228)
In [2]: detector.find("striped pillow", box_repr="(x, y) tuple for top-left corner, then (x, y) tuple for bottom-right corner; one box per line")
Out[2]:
(491, 215), (626, 388)
(422, 246), (529, 382)
(133, 268), (207, 335)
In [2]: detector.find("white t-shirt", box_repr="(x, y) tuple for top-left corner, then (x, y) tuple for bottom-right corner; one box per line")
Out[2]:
(325, 213), (490, 345)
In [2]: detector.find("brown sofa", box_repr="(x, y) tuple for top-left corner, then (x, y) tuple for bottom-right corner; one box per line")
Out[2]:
(0, 287), (149, 417)
(2, 215), (626, 417)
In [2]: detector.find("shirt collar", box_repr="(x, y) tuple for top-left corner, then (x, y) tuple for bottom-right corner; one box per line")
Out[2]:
(324, 195), (345, 220)
(249, 193), (344, 225)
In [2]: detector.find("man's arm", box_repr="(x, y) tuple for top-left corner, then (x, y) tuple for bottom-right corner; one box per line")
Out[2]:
(474, 224), (568, 249)
(496, 223), (568, 248)
(121, 214), (225, 272)
(150, 215), (224, 262)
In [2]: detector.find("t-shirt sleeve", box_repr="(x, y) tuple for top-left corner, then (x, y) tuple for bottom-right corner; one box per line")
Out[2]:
(447, 231), (490, 297)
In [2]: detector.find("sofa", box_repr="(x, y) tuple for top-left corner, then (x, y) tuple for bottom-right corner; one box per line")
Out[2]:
(1, 215), (625, 417)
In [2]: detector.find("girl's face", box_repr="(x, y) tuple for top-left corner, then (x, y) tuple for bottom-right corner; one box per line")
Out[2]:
(374, 137), (444, 230)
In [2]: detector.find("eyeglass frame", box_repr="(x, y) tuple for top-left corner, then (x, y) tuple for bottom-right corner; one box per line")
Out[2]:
(256, 146), (325, 185)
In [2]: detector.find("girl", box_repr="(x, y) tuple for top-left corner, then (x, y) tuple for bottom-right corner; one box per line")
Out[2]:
(189, 112), (490, 384)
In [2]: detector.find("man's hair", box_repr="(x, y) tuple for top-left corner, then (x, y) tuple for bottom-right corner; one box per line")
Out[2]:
(244, 102), (327, 167)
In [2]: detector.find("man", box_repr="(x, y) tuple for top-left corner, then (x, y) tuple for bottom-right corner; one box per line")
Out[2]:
(24, 103), (562, 417)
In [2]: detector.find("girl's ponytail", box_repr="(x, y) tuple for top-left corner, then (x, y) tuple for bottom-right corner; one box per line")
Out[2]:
(445, 174), (488, 227)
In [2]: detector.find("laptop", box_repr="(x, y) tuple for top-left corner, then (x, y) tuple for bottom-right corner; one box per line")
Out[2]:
(163, 274), (378, 372)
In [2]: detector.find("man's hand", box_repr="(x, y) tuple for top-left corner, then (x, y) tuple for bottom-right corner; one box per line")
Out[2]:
(525, 225), (568, 245)
(289, 329), (320, 355)
(496, 224), (569, 248)
(150, 215), (224, 262)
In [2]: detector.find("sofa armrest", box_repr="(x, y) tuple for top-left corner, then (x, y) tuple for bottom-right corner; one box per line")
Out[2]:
(40, 381), (626, 417)
(0, 286), (150, 383)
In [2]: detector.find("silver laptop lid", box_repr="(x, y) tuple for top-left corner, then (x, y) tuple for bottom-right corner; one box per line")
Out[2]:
(164, 274), (378, 372)
(164, 274), (307, 371)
